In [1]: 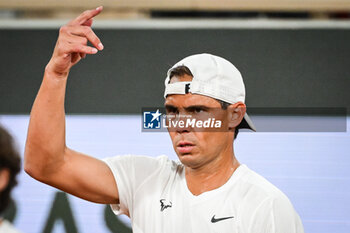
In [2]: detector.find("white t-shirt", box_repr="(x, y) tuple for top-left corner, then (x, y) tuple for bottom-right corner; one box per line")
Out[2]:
(0, 219), (22, 233)
(103, 155), (304, 233)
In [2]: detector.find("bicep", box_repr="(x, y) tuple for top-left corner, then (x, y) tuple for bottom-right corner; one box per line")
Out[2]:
(41, 148), (119, 204)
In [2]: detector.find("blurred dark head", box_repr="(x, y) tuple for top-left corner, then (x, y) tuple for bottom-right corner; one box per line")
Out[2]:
(0, 125), (21, 214)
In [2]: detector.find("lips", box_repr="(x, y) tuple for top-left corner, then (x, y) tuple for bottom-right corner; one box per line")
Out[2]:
(177, 141), (195, 154)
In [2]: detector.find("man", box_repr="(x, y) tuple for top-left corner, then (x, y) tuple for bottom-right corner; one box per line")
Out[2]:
(24, 6), (304, 233)
(0, 125), (21, 233)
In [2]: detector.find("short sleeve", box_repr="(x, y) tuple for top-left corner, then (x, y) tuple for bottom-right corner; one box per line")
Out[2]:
(249, 196), (304, 233)
(103, 155), (169, 215)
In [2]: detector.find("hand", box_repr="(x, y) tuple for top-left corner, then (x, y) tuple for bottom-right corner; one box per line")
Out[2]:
(46, 6), (104, 77)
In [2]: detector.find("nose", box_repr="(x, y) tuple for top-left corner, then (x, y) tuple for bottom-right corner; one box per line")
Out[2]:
(176, 126), (190, 134)
(167, 111), (192, 133)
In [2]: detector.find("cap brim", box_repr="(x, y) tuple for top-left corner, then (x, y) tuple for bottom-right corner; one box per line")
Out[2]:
(238, 113), (256, 132)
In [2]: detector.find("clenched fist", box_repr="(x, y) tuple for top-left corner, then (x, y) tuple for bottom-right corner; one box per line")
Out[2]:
(46, 6), (104, 77)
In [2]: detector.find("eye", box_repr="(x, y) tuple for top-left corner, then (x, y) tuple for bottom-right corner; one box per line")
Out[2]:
(193, 107), (204, 113)
(166, 106), (178, 114)
(189, 107), (206, 114)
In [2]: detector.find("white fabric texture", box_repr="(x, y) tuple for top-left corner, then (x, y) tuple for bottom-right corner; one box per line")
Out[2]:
(103, 155), (304, 233)
(164, 81), (191, 96)
(0, 220), (22, 233)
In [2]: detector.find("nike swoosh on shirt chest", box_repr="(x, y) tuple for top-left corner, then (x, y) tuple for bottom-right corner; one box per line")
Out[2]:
(211, 215), (234, 223)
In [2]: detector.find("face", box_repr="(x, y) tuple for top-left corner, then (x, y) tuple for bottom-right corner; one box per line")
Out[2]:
(165, 74), (238, 169)
(0, 168), (10, 192)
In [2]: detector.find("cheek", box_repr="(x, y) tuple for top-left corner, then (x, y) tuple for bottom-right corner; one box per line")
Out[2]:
(168, 131), (177, 145)
(193, 132), (214, 151)
(196, 132), (227, 151)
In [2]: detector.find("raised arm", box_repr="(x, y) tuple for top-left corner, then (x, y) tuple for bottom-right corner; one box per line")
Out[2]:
(24, 7), (119, 204)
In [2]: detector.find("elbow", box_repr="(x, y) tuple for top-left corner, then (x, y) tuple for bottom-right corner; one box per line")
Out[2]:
(24, 158), (50, 183)
(24, 154), (42, 180)
(24, 145), (46, 180)
(24, 144), (65, 182)
(24, 162), (36, 178)
(24, 146), (34, 177)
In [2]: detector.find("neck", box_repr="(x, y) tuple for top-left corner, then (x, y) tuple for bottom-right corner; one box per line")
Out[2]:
(185, 148), (240, 196)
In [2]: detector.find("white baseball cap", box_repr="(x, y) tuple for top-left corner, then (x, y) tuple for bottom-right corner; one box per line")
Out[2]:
(164, 53), (256, 131)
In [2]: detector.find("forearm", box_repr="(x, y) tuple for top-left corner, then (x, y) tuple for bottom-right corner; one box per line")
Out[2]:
(25, 65), (68, 177)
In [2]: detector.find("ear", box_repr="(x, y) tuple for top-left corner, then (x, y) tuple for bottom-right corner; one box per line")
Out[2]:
(0, 168), (10, 192)
(227, 102), (246, 130)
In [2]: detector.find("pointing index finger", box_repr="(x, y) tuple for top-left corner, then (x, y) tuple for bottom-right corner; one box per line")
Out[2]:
(69, 6), (103, 26)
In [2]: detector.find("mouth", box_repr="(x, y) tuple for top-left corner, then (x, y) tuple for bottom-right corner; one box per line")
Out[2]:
(176, 141), (195, 154)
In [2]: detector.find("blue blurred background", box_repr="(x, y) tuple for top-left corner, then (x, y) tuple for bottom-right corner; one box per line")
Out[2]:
(0, 115), (349, 232)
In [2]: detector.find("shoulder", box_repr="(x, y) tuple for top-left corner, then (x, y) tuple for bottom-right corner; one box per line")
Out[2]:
(0, 220), (22, 233)
(103, 154), (179, 168)
(235, 164), (297, 216)
(238, 164), (290, 201)
(236, 166), (303, 231)
(103, 154), (181, 177)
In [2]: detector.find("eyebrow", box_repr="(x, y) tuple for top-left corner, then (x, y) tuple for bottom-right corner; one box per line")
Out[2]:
(164, 104), (210, 111)
(164, 104), (177, 111)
